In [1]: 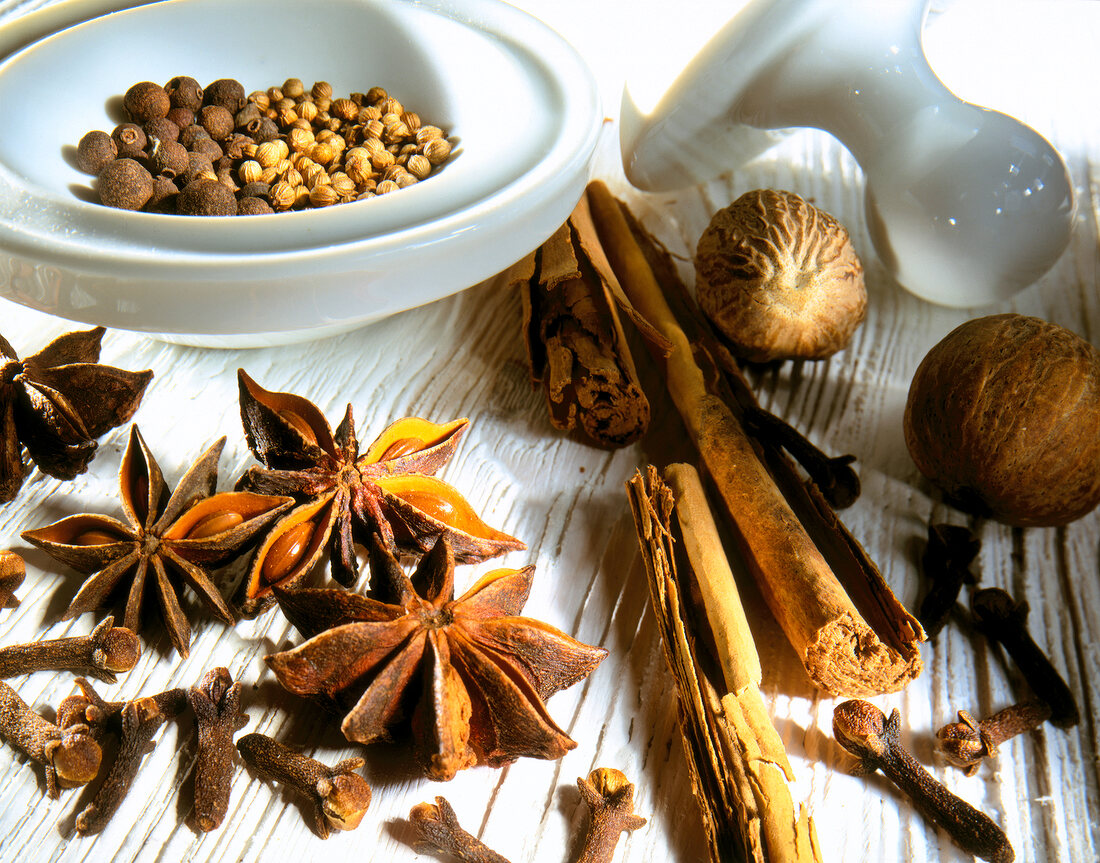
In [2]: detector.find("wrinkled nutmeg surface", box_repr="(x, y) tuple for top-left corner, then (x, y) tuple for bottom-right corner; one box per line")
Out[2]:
(695, 188), (866, 362)
(904, 313), (1100, 526)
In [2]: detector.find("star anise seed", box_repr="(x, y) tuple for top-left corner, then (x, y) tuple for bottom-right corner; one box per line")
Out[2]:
(0, 326), (152, 502)
(22, 426), (293, 656)
(234, 370), (524, 616)
(265, 534), (606, 781)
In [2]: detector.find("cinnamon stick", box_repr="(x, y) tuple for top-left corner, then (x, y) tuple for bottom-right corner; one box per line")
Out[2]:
(506, 191), (661, 448)
(590, 180), (922, 696)
(627, 464), (820, 863)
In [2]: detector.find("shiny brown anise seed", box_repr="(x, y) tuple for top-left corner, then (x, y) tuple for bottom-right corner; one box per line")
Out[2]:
(379, 437), (424, 461)
(262, 522), (314, 584)
(73, 530), (122, 546)
(278, 409), (318, 446)
(186, 511), (245, 540)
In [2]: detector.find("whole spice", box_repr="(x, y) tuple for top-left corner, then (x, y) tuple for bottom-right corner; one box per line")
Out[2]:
(695, 189), (866, 362)
(123, 82), (170, 124)
(0, 616), (140, 682)
(589, 180), (922, 696)
(188, 667), (248, 831)
(505, 188), (660, 448)
(0, 326), (152, 503)
(0, 550), (25, 609)
(22, 426), (293, 656)
(236, 732), (371, 839)
(936, 700), (1051, 776)
(904, 314), (1100, 526)
(265, 534), (606, 780)
(97, 158), (154, 210)
(177, 178), (237, 216)
(234, 370), (523, 610)
(0, 680), (101, 798)
(204, 78), (246, 113)
(110, 123), (147, 159)
(75, 130), (117, 174)
(75, 687), (188, 835)
(833, 700), (1014, 863)
(166, 76), (203, 111)
(627, 465), (820, 862)
(56, 677), (123, 741)
(917, 524), (980, 637)
(410, 796), (511, 863)
(576, 768), (647, 863)
(739, 404), (860, 509)
(970, 587), (1079, 728)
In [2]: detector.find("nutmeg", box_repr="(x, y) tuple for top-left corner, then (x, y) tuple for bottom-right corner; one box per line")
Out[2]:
(695, 189), (866, 362)
(903, 313), (1100, 527)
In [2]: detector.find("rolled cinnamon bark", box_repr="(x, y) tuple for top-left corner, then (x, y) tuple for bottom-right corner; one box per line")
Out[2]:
(592, 180), (922, 696)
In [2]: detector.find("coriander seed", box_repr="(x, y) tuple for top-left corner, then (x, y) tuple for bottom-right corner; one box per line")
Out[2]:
(255, 141), (282, 169)
(330, 173), (356, 197)
(282, 77), (305, 99)
(311, 81), (333, 101)
(296, 100), (318, 122)
(269, 181), (296, 210)
(405, 153), (432, 180)
(365, 86), (387, 104)
(248, 90), (270, 111)
(123, 82), (170, 123)
(416, 125), (443, 144)
(287, 127), (315, 152)
(331, 98), (358, 122)
(402, 111), (422, 133)
(309, 184), (339, 207)
(165, 75), (203, 111)
(111, 123), (147, 159)
(75, 131), (117, 175)
(98, 158), (154, 210)
(238, 160), (263, 185)
(423, 137), (451, 165)
(259, 166), (279, 185)
(376, 179), (399, 195)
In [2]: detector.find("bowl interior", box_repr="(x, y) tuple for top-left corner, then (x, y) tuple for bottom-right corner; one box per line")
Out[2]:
(0, 0), (564, 253)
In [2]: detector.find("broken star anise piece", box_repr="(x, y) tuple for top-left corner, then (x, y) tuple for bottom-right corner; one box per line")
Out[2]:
(22, 425), (293, 657)
(234, 370), (524, 616)
(0, 326), (152, 503)
(265, 534), (606, 781)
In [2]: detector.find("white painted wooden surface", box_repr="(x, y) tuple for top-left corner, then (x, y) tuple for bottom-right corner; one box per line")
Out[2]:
(0, 1), (1097, 862)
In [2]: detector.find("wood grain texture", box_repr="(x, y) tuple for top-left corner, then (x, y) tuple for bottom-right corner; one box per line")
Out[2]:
(0, 1), (1097, 862)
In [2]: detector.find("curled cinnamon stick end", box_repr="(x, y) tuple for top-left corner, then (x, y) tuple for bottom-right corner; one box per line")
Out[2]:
(508, 190), (652, 448)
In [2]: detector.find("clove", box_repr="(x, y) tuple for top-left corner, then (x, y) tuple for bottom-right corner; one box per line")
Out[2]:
(741, 405), (860, 508)
(576, 767), (647, 863)
(0, 550), (25, 609)
(833, 700), (1014, 863)
(917, 524), (980, 637)
(75, 687), (187, 835)
(0, 616), (140, 683)
(0, 679), (101, 798)
(971, 588), (1079, 728)
(410, 796), (512, 863)
(236, 732), (371, 839)
(188, 667), (247, 831)
(56, 677), (124, 741)
(936, 700), (1051, 776)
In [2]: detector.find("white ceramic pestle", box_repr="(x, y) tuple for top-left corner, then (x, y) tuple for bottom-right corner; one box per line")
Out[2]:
(620, 0), (1075, 307)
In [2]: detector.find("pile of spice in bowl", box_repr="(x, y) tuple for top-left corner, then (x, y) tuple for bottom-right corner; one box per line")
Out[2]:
(74, 76), (454, 215)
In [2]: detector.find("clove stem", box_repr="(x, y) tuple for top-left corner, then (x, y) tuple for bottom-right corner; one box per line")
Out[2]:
(410, 796), (512, 863)
(0, 616), (140, 683)
(188, 667), (248, 832)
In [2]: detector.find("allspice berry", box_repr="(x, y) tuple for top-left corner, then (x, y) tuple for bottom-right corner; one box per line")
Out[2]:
(204, 78), (246, 113)
(111, 123), (147, 159)
(123, 81), (170, 123)
(143, 117), (180, 144)
(237, 196), (273, 215)
(191, 137), (224, 162)
(75, 130), (117, 174)
(97, 158), (154, 210)
(146, 176), (179, 213)
(179, 123), (209, 149)
(148, 138), (188, 179)
(177, 178), (237, 216)
(165, 75), (203, 111)
(904, 313), (1100, 527)
(166, 106), (195, 129)
(695, 189), (866, 362)
(198, 105), (234, 141)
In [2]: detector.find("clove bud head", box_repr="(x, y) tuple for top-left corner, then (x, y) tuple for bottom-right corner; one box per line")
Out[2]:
(317, 768), (371, 832)
(97, 626), (141, 673)
(48, 728), (102, 788)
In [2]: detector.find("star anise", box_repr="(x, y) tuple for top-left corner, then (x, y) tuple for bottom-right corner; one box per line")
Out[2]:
(22, 426), (293, 656)
(0, 326), (152, 503)
(265, 534), (606, 781)
(234, 370), (525, 615)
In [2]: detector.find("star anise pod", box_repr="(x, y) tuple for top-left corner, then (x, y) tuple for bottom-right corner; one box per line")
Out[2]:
(22, 426), (293, 656)
(234, 370), (525, 615)
(0, 326), (152, 503)
(265, 534), (606, 781)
